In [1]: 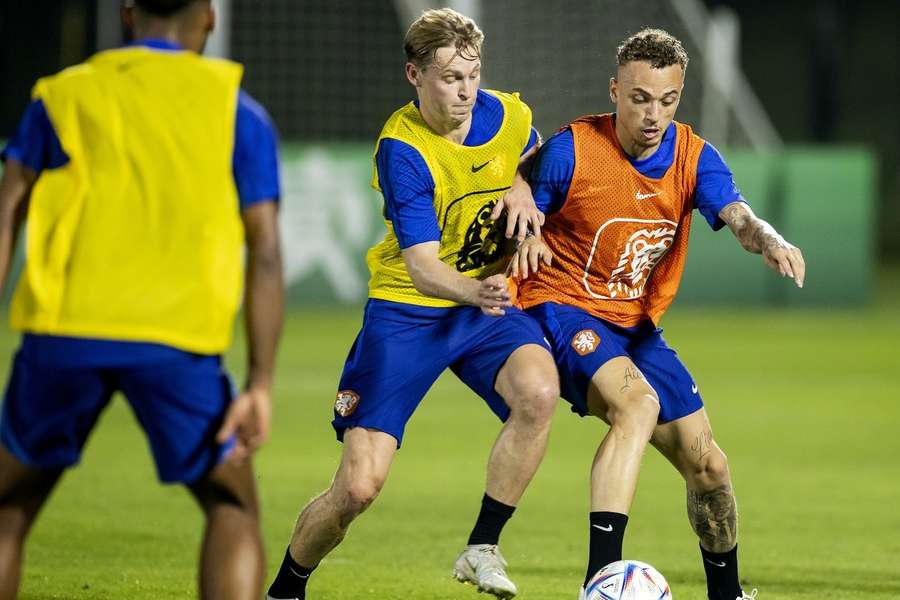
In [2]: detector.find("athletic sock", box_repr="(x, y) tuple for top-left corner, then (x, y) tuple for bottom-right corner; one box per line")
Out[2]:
(467, 493), (516, 546)
(267, 547), (314, 600)
(584, 511), (629, 586)
(700, 543), (742, 600)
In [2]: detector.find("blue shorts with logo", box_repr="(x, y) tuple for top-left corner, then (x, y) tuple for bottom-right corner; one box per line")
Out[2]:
(525, 302), (702, 423)
(0, 334), (236, 484)
(332, 298), (551, 447)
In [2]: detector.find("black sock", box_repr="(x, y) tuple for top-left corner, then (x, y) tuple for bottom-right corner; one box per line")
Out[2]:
(467, 494), (516, 546)
(700, 543), (742, 600)
(267, 547), (314, 600)
(584, 511), (629, 586)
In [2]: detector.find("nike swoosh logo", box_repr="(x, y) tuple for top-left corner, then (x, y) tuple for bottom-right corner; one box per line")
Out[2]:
(471, 159), (493, 173)
(592, 524), (614, 532)
(635, 191), (660, 200)
(704, 559), (727, 567)
(691, 384), (698, 394)
(288, 566), (310, 579)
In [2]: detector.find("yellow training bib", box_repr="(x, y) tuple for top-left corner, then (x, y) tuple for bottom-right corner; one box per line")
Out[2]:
(367, 90), (532, 307)
(10, 47), (245, 354)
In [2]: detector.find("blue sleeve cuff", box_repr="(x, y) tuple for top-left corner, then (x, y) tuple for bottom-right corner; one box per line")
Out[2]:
(233, 90), (281, 210)
(375, 138), (440, 249)
(529, 128), (575, 214)
(522, 127), (539, 156)
(694, 142), (745, 230)
(1, 99), (69, 173)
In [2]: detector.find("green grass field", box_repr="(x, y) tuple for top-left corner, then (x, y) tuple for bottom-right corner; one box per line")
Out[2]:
(8, 269), (900, 600)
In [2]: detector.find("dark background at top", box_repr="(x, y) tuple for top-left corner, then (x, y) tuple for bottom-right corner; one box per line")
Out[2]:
(1, 0), (897, 258)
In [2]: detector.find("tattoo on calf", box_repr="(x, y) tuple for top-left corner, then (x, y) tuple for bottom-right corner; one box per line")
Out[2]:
(687, 485), (738, 553)
(619, 365), (644, 393)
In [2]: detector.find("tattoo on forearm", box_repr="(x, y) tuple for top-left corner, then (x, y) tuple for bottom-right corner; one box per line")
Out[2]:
(721, 203), (782, 254)
(691, 429), (714, 460)
(619, 365), (644, 393)
(687, 484), (738, 553)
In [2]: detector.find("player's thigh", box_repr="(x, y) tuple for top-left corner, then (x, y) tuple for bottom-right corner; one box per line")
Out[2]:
(117, 353), (233, 485)
(451, 306), (557, 421)
(650, 407), (729, 487)
(0, 442), (61, 522)
(330, 427), (397, 506)
(0, 342), (113, 473)
(332, 302), (450, 448)
(188, 454), (260, 516)
(586, 355), (660, 424)
(629, 327), (703, 424)
(526, 302), (650, 422)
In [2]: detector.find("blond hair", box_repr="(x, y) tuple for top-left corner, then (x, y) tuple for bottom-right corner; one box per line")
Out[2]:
(404, 8), (483, 70)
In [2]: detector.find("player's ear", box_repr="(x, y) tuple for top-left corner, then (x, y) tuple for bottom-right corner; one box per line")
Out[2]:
(406, 62), (421, 87)
(120, 3), (134, 33)
(204, 2), (215, 34)
(609, 77), (618, 104)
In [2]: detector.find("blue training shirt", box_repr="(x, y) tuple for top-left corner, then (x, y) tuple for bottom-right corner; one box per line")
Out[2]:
(530, 121), (744, 229)
(376, 89), (539, 249)
(1, 39), (281, 361)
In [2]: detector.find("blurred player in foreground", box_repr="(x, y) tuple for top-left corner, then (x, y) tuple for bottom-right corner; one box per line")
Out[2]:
(267, 8), (558, 600)
(0, 1), (283, 598)
(511, 28), (804, 600)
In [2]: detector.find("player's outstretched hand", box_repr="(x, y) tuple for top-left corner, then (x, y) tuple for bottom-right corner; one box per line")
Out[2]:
(762, 237), (805, 288)
(216, 385), (272, 463)
(508, 237), (553, 280)
(477, 273), (513, 317)
(491, 179), (545, 242)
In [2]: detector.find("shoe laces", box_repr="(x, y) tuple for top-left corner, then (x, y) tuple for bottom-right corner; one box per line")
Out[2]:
(474, 545), (508, 571)
(739, 589), (759, 600)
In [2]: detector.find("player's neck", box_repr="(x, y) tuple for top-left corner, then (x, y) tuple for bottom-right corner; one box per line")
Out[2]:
(132, 23), (202, 54)
(614, 121), (662, 161)
(418, 104), (473, 144)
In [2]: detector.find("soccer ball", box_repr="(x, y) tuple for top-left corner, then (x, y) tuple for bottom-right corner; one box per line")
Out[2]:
(583, 560), (673, 600)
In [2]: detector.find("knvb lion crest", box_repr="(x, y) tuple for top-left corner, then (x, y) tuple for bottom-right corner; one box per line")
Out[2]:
(572, 329), (600, 356)
(335, 390), (360, 417)
(606, 226), (676, 299)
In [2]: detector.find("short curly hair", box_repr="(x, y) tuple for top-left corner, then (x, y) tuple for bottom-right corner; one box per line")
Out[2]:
(616, 28), (689, 70)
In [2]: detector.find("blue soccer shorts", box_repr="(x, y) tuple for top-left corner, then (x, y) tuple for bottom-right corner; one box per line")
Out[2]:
(526, 302), (703, 423)
(331, 298), (551, 447)
(0, 335), (236, 484)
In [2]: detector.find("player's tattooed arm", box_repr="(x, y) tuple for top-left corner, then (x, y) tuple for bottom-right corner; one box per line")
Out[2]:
(687, 484), (738, 553)
(0, 159), (36, 293)
(718, 201), (806, 288)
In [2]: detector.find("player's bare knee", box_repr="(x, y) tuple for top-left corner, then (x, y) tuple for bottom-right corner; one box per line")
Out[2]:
(609, 391), (659, 437)
(342, 475), (384, 516)
(687, 446), (731, 490)
(507, 379), (558, 426)
(0, 505), (31, 540)
(190, 463), (260, 518)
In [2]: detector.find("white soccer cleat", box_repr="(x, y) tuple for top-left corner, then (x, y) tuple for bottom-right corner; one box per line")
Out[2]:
(453, 544), (518, 598)
(737, 590), (759, 600)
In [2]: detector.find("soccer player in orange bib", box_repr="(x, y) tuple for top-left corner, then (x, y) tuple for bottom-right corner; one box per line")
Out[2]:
(511, 29), (804, 600)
